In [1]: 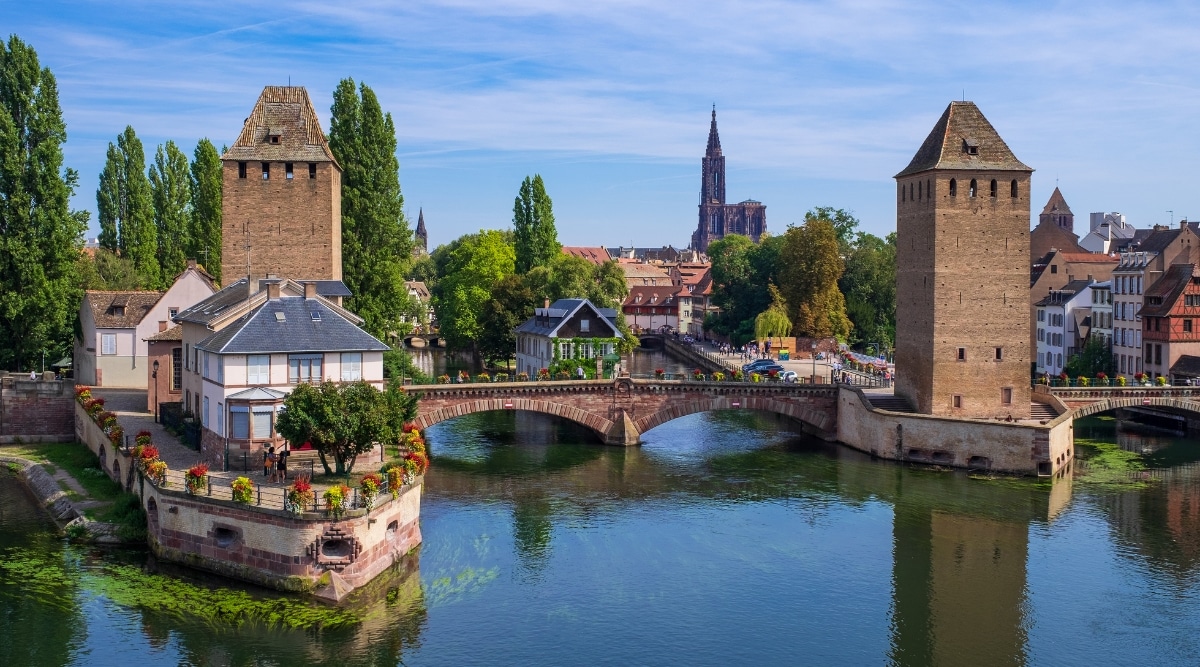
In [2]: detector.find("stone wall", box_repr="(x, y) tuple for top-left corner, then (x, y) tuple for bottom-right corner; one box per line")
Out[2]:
(836, 387), (1068, 475)
(0, 374), (73, 443)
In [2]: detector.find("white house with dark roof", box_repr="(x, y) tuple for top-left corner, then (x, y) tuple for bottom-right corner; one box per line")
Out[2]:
(515, 299), (622, 377)
(173, 277), (388, 467)
(74, 261), (217, 387)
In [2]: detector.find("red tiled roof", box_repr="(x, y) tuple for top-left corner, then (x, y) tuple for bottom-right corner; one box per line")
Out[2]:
(1056, 252), (1118, 263)
(562, 246), (611, 265)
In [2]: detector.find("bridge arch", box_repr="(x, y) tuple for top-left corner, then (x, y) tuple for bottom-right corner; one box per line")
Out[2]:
(413, 398), (615, 442)
(633, 395), (836, 438)
(1070, 396), (1200, 421)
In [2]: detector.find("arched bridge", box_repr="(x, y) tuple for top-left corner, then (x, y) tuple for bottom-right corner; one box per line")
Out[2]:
(407, 378), (839, 445)
(1043, 386), (1200, 422)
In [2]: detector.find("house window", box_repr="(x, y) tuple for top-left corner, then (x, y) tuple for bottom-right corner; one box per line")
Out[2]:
(1186, 319), (1193, 333)
(1050, 265), (1058, 274)
(217, 402), (224, 437)
(953, 395), (963, 408)
(340, 353), (362, 381)
(1037, 310), (1045, 322)
(203, 396), (209, 427)
(969, 179), (977, 197)
(285, 163), (294, 180)
(262, 163), (270, 180)
(580, 319), (590, 332)
(1001, 387), (1012, 405)
(957, 347), (966, 361)
(217, 356), (225, 384)
(171, 348), (182, 390)
(253, 407), (272, 439)
(203, 352), (211, 379)
(247, 354), (270, 384)
(288, 354), (323, 383)
(169, 307), (178, 319)
(231, 406), (249, 439)
(184, 343), (189, 370)
(238, 162), (247, 179)
(1155, 344), (1162, 365)
(309, 163), (317, 179)
(101, 333), (117, 355)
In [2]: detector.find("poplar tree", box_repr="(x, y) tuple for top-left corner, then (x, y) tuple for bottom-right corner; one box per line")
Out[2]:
(328, 78), (413, 339)
(189, 138), (222, 281)
(149, 140), (191, 280)
(97, 126), (159, 287)
(512, 174), (559, 274)
(0, 35), (86, 370)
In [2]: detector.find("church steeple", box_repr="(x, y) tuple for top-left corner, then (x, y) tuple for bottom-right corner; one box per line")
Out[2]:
(414, 208), (428, 255)
(706, 105), (722, 156)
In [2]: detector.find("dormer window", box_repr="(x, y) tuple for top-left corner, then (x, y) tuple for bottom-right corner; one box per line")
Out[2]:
(270, 135), (280, 144)
(111, 306), (125, 317)
(267, 128), (282, 144)
(963, 138), (979, 155)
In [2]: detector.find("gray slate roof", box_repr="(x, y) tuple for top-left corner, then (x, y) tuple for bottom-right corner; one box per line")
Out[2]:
(515, 298), (622, 338)
(175, 278), (256, 325)
(1035, 279), (1094, 306)
(896, 101), (1031, 178)
(227, 387), (288, 401)
(196, 296), (388, 354)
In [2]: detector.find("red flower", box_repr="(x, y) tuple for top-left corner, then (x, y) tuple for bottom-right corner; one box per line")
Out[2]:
(187, 463), (209, 477)
(139, 446), (159, 461)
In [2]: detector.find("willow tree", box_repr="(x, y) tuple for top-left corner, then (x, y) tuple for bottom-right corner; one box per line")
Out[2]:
(0, 35), (86, 370)
(754, 284), (792, 350)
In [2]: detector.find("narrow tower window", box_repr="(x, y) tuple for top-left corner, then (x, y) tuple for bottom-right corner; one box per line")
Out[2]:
(1010, 179), (1018, 198)
(262, 163), (270, 180)
(918, 181), (923, 200)
(285, 163), (294, 180)
(238, 162), (246, 179)
(969, 179), (977, 197)
(309, 163), (317, 179)
(990, 179), (997, 198)
(949, 179), (957, 197)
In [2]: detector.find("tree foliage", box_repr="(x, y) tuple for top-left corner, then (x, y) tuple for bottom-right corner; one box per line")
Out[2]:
(432, 230), (516, 353)
(0, 35), (86, 370)
(275, 380), (418, 476)
(76, 248), (141, 290)
(149, 140), (191, 280)
(779, 216), (851, 339)
(328, 78), (414, 339)
(1065, 335), (1114, 378)
(705, 233), (785, 345)
(189, 138), (222, 281)
(478, 274), (537, 367)
(840, 231), (896, 348)
(97, 125), (159, 287)
(754, 285), (792, 348)
(512, 174), (559, 274)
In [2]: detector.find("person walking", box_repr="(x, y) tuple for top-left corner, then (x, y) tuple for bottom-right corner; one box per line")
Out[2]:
(267, 446), (278, 483)
(276, 445), (289, 482)
(262, 447), (272, 478)
(576, 366), (585, 380)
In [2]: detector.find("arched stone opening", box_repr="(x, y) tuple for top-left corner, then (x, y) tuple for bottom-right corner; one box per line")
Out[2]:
(633, 398), (834, 439)
(416, 402), (613, 445)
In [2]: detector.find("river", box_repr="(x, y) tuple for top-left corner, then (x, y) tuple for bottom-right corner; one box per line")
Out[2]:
(3, 349), (1200, 665)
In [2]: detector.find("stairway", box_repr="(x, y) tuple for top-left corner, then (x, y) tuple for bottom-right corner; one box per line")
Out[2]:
(867, 396), (916, 413)
(1029, 403), (1059, 420)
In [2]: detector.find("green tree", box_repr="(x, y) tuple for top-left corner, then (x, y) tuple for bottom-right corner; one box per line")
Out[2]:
(478, 274), (537, 368)
(275, 380), (418, 476)
(432, 230), (516, 354)
(97, 125), (158, 286)
(840, 231), (896, 348)
(512, 174), (559, 274)
(149, 140), (191, 280)
(807, 206), (860, 254)
(754, 285), (792, 349)
(76, 248), (141, 290)
(1065, 336), (1114, 378)
(705, 233), (784, 344)
(328, 78), (414, 339)
(779, 216), (851, 340)
(0, 35), (86, 371)
(189, 138), (222, 281)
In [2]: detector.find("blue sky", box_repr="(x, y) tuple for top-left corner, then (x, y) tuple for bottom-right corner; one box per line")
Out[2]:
(10, 0), (1200, 248)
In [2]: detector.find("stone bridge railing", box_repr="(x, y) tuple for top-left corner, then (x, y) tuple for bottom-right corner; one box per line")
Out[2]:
(407, 377), (840, 445)
(1045, 385), (1200, 420)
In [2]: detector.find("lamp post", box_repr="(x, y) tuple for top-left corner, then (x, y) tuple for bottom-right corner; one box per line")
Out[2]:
(152, 359), (160, 423)
(811, 341), (818, 384)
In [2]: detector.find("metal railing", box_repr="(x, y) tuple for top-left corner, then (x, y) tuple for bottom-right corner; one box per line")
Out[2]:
(156, 468), (395, 514)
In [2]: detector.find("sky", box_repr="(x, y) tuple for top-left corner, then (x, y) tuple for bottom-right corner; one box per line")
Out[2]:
(9, 0), (1200, 249)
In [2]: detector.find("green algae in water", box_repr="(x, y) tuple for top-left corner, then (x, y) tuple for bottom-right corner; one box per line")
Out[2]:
(0, 547), (361, 631)
(1074, 438), (1154, 489)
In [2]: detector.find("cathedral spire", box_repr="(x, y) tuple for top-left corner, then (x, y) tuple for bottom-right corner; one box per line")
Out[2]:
(707, 105), (722, 156)
(414, 207), (428, 255)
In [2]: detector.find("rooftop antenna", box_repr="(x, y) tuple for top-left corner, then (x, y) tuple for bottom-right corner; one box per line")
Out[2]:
(1168, 210), (1174, 225)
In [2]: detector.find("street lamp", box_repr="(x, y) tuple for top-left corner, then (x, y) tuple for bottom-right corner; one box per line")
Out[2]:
(152, 359), (160, 423)
(811, 341), (818, 384)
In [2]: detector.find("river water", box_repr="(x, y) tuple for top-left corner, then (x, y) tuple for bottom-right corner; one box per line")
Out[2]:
(3, 349), (1200, 665)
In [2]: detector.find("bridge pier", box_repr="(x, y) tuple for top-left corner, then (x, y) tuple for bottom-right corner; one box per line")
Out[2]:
(603, 410), (641, 446)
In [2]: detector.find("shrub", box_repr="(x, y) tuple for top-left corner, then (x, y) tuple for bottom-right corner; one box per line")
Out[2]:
(437, 374), (450, 384)
(1077, 376), (1090, 387)
(555, 371), (571, 381)
(713, 372), (725, 382)
(1117, 375), (1128, 387)
(1156, 375), (1168, 386)
(230, 477), (255, 504)
(494, 373), (509, 382)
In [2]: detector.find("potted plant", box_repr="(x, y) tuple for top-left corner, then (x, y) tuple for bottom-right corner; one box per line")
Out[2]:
(768, 369), (780, 381)
(475, 372), (491, 383)
(360, 473), (383, 510)
(654, 368), (665, 379)
(135, 431), (153, 447)
(713, 371), (725, 382)
(692, 369), (704, 381)
(516, 372), (530, 381)
(285, 475), (314, 515)
(74, 385), (92, 401)
(146, 460), (168, 487)
(323, 484), (352, 518)
(185, 463), (209, 495)
(136, 446), (160, 472)
(1096, 372), (1109, 386)
(751, 372), (762, 383)
(538, 368), (551, 381)
(494, 373), (509, 382)
(230, 476), (255, 504)
(1077, 376), (1090, 387)
(1117, 375), (1128, 387)
(733, 369), (744, 381)
(457, 370), (471, 383)
(1134, 372), (1147, 385)
(108, 426), (124, 446)
(437, 374), (451, 384)
(1156, 375), (1169, 386)
(385, 464), (404, 498)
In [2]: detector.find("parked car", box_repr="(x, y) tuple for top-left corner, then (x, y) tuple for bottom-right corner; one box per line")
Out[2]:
(742, 359), (778, 372)
(749, 364), (785, 376)
(780, 371), (799, 383)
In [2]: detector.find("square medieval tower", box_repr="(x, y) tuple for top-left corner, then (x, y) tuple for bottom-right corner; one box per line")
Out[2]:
(894, 101), (1031, 419)
(221, 86), (342, 283)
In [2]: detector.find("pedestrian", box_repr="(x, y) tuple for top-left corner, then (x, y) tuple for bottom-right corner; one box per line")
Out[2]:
(29, 370), (36, 380)
(576, 365), (584, 379)
(262, 447), (271, 478)
(267, 446), (278, 483)
(276, 445), (289, 482)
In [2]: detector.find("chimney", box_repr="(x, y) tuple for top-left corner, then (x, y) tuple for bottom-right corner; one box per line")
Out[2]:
(544, 298), (550, 309)
(304, 282), (318, 299)
(158, 320), (168, 332)
(267, 283), (281, 300)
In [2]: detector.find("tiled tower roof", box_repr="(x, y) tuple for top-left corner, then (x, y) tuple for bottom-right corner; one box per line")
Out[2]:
(1041, 187), (1072, 215)
(896, 101), (1031, 177)
(221, 86), (338, 165)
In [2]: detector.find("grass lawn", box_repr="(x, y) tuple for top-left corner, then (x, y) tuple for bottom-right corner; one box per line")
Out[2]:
(3, 442), (124, 503)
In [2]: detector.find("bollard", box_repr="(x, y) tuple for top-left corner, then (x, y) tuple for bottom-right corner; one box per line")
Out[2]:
(207, 477), (212, 496)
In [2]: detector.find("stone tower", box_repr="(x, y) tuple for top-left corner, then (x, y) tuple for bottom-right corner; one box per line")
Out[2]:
(220, 86), (342, 283)
(414, 208), (428, 256)
(691, 108), (766, 252)
(1038, 187), (1074, 234)
(894, 101), (1032, 418)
